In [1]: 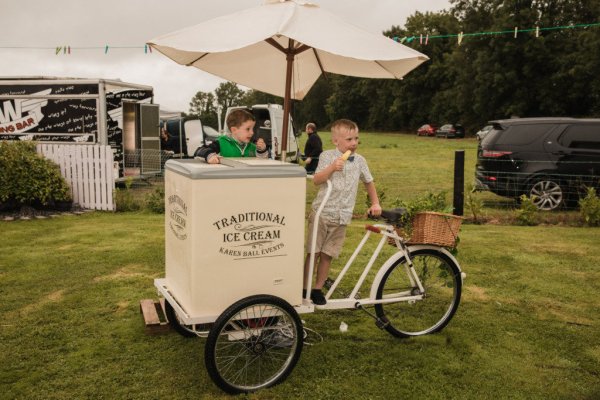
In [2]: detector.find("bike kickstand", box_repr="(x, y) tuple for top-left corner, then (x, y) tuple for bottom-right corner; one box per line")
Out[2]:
(355, 303), (390, 330)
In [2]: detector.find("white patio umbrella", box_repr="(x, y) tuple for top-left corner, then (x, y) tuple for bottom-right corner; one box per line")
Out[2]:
(147, 0), (428, 156)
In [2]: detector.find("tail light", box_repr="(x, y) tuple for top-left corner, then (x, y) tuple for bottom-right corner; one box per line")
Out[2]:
(482, 150), (512, 158)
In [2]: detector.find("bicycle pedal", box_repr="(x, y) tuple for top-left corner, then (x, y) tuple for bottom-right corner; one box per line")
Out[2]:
(375, 317), (389, 330)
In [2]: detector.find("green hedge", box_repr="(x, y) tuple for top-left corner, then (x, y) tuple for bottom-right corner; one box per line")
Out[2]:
(0, 141), (72, 208)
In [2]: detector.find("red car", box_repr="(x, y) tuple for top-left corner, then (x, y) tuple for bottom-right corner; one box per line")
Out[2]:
(417, 124), (437, 136)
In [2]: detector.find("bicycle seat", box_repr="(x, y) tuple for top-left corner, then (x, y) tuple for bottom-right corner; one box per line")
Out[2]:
(379, 208), (407, 226)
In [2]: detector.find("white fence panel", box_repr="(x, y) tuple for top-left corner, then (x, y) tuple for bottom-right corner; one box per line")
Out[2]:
(37, 144), (115, 211)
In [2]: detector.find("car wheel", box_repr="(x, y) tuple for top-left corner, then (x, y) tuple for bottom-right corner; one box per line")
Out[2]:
(528, 177), (565, 211)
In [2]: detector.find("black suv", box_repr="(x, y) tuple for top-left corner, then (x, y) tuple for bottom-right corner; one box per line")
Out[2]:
(475, 117), (600, 210)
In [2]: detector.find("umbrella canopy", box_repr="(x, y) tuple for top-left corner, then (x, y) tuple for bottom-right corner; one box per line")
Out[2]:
(148, 0), (429, 153)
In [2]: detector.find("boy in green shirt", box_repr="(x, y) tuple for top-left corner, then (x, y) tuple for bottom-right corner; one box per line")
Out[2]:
(195, 109), (268, 163)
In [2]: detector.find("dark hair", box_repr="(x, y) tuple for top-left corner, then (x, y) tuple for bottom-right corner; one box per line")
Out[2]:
(227, 109), (255, 129)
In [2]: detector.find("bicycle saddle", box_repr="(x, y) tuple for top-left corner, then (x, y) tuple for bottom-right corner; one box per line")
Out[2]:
(379, 208), (407, 225)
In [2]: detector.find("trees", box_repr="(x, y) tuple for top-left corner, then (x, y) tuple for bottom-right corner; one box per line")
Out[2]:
(188, 82), (246, 129)
(186, 0), (600, 134)
(214, 82), (245, 112)
(189, 91), (217, 128)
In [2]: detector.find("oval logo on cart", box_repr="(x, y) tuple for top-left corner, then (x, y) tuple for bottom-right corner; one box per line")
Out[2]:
(213, 212), (287, 260)
(168, 194), (187, 240)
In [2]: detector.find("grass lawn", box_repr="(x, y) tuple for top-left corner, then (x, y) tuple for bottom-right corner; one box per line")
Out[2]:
(297, 132), (582, 223)
(1, 212), (599, 399)
(298, 131), (482, 213)
(1, 132), (598, 399)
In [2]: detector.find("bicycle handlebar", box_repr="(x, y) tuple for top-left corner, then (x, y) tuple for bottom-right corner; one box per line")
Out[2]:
(368, 208), (408, 226)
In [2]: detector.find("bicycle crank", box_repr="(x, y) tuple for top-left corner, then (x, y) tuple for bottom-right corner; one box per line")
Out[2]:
(355, 303), (390, 330)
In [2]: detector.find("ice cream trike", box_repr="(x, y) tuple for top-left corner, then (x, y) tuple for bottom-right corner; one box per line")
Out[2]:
(155, 157), (465, 394)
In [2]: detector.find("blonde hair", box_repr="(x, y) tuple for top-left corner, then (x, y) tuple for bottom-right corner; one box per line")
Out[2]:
(331, 119), (358, 137)
(227, 109), (255, 129)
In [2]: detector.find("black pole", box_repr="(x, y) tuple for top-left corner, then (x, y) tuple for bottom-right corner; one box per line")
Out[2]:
(453, 150), (465, 216)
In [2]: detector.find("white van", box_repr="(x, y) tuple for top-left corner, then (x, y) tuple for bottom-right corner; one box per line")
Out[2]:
(161, 117), (219, 158)
(224, 104), (299, 163)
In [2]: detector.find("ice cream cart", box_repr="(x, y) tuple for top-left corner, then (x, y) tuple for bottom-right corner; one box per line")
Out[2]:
(155, 157), (465, 395)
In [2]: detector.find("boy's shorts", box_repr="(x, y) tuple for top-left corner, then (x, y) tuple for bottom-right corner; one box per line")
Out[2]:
(305, 211), (347, 258)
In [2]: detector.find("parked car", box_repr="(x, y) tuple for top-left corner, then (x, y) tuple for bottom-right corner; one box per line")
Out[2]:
(475, 117), (600, 211)
(475, 124), (493, 141)
(417, 124), (437, 136)
(436, 123), (465, 138)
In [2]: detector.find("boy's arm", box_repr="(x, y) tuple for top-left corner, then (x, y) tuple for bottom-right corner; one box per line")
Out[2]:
(364, 181), (382, 217)
(195, 141), (221, 163)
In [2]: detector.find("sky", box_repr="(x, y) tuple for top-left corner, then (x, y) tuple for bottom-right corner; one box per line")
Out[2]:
(1, 0), (450, 112)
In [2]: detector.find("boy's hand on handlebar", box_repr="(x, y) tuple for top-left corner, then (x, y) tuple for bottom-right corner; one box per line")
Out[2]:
(367, 203), (382, 217)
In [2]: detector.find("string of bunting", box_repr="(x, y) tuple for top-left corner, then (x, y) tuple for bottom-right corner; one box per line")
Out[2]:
(52, 45), (153, 55)
(392, 21), (600, 45)
(0, 45), (154, 55)
(1, 22), (598, 55)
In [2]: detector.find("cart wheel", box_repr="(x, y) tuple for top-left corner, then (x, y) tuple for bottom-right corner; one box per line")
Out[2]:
(205, 295), (303, 394)
(164, 300), (198, 338)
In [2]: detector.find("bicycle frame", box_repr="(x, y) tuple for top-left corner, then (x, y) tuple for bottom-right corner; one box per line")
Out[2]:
(303, 180), (462, 312)
(318, 223), (424, 310)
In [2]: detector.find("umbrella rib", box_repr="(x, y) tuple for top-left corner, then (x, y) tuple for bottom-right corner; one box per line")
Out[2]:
(312, 48), (327, 78)
(293, 44), (311, 55)
(265, 38), (311, 56)
(374, 60), (397, 79)
(265, 38), (287, 54)
(185, 53), (209, 66)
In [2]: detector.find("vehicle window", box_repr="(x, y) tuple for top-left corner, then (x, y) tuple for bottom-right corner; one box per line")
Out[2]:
(494, 124), (554, 145)
(558, 125), (600, 150)
(203, 125), (219, 138)
(440, 124), (451, 129)
(480, 128), (503, 146)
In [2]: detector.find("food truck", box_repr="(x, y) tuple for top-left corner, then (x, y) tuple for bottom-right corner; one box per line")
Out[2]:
(0, 76), (160, 179)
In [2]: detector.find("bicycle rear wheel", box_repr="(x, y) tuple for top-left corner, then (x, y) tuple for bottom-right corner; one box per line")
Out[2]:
(375, 248), (461, 338)
(205, 295), (303, 394)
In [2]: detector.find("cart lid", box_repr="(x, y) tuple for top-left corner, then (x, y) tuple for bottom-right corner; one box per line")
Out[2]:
(165, 158), (306, 179)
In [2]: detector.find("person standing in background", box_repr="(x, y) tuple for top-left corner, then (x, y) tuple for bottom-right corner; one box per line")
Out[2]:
(303, 122), (322, 174)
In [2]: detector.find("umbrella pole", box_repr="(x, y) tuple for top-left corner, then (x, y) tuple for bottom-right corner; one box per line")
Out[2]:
(280, 40), (294, 161)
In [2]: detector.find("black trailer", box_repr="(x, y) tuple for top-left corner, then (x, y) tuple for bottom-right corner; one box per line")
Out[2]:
(0, 76), (160, 179)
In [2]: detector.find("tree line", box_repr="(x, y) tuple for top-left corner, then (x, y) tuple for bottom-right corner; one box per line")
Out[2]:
(187, 0), (600, 136)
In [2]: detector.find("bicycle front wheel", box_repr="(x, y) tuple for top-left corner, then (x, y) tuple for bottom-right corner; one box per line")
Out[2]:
(375, 248), (462, 338)
(204, 295), (303, 394)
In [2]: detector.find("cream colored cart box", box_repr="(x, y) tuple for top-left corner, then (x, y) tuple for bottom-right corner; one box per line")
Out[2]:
(162, 158), (306, 322)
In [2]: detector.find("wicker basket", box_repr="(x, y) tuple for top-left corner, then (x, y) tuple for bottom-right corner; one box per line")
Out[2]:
(406, 212), (462, 247)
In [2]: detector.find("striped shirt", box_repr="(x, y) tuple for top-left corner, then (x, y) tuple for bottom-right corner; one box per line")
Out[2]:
(311, 149), (374, 225)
